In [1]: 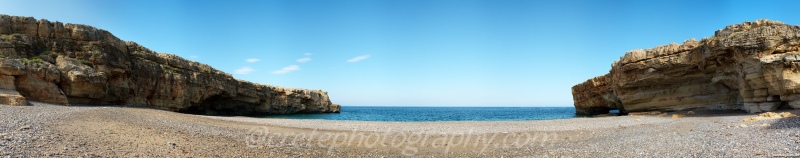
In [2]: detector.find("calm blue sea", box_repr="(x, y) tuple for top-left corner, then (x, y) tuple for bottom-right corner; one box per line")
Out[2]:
(262, 106), (577, 122)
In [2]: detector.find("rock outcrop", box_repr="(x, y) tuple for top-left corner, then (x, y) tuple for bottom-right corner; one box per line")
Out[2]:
(572, 19), (800, 115)
(0, 14), (340, 115)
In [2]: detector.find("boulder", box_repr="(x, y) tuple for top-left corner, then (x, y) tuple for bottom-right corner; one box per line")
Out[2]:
(55, 56), (107, 99)
(0, 75), (25, 106)
(0, 89), (26, 106)
(14, 61), (67, 105)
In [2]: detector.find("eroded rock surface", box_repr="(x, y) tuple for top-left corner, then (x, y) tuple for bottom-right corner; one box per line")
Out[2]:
(573, 19), (800, 115)
(0, 14), (340, 115)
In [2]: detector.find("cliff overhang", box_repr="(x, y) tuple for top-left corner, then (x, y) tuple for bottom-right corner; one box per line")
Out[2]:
(572, 19), (800, 115)
(0, 14), (340, 115)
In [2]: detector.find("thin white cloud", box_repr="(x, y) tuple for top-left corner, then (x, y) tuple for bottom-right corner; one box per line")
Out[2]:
(234, 67), (255, 74)
(272, 65), (300, 74)
(297, 57), (312, 63)
(347, 55), (370, 62)
(189, 55), (199, 59)
(246, 58), (261, 63)
(304, 53), (312, 56)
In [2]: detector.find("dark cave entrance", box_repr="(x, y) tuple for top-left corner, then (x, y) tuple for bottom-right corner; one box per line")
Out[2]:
(179, 95), (257, 116)
(769, 95), (791, 110)
(769, 95), (781, 102)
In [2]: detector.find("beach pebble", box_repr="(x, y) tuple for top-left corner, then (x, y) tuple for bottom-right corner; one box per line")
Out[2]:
(4, 101), (800, 157)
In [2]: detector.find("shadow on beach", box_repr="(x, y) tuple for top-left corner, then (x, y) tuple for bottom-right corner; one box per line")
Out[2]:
(767, 109), (800, 129)
(769, 116), (800, 129)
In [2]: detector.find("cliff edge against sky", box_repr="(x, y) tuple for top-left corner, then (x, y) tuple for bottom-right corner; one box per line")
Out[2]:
(573, 19), (800, 115)
(0, 14), (340, 115)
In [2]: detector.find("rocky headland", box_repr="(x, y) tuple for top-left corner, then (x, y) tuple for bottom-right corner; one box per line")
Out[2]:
(572, 19), (800, 115)
(0, 14), (339, 115)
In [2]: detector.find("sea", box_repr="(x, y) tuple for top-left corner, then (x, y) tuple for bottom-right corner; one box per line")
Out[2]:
(262, 106), (577, 122)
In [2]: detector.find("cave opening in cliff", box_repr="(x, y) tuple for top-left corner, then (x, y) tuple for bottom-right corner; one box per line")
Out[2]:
(770, 95), (791, 109)
(181, 95), (256, 116)
(770, 95), (781, 102)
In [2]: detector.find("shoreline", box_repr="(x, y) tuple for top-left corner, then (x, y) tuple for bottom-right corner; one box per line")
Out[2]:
(206, 114), (675, 134)
(2, 102), (800, 157)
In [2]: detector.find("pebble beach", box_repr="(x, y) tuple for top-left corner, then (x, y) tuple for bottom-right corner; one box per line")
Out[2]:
(2, 102), (800, 157)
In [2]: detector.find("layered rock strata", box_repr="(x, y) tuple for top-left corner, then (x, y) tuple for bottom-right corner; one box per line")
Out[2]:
(573, 19), (800, 115)
(0, 14), (340, 115)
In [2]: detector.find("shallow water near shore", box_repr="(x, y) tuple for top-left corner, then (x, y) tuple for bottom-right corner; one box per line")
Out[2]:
(262, 106), (577, 122)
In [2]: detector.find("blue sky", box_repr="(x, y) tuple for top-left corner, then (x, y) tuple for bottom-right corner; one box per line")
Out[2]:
(2, 0), (799, 106)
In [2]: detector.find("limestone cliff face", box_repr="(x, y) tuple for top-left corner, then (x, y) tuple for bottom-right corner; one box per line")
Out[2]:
(0, 15), (340, 115)
(573, 19), (800, 115)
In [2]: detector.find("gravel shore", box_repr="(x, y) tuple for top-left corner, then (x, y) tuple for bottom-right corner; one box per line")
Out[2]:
(1, 102), (800, 157)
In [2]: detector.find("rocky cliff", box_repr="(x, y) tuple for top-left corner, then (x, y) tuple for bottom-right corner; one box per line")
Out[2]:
(572, 19), (800, 115)
(0, 14), (340, 115)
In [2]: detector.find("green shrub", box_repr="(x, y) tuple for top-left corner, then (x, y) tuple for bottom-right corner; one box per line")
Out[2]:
(31, 57), (43, 63)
